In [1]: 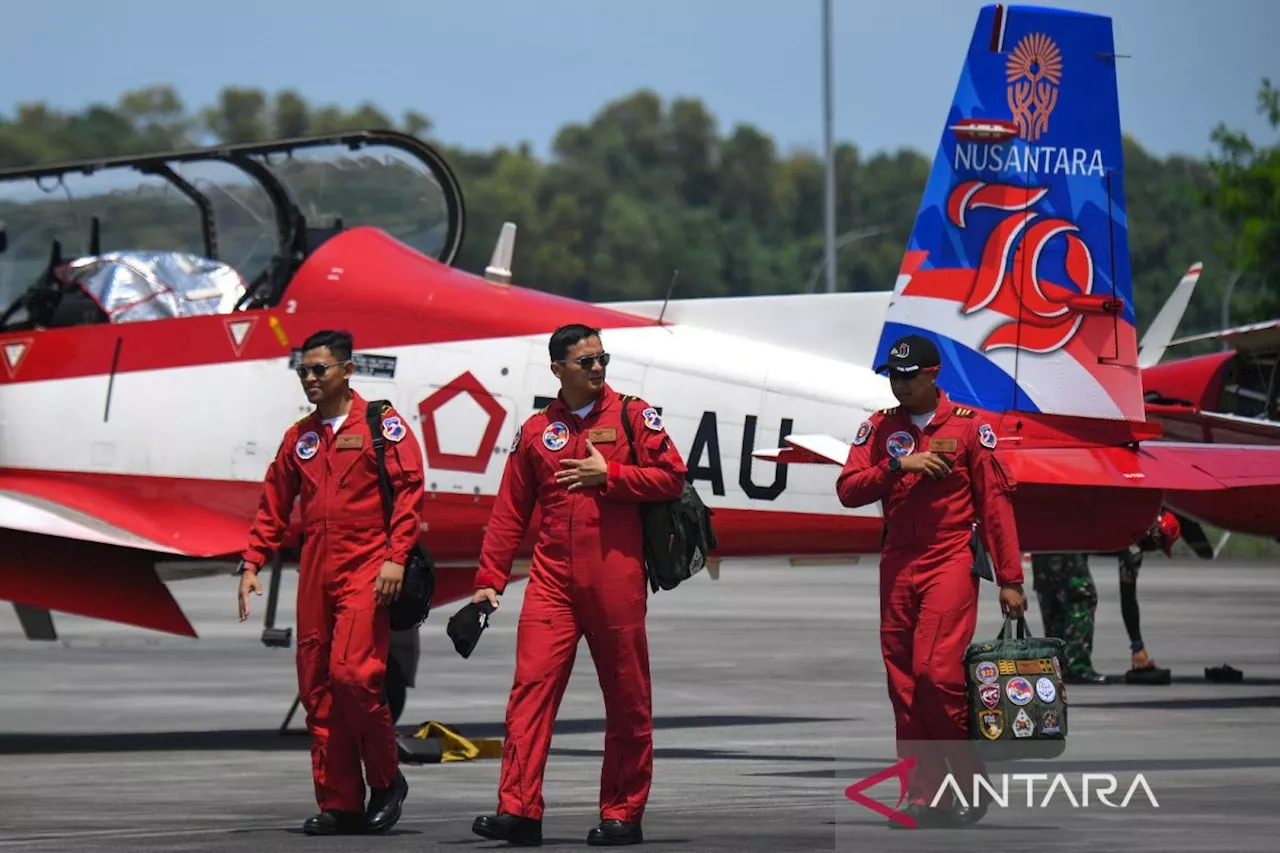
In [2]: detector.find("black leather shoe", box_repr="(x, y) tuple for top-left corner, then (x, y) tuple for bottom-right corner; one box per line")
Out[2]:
(472, 813), (542, 846)
(1065, 669), (1110, 684)
(303, 810), (366, 835)
(588, 819), (643, 845)
(365, 769), (408, 832)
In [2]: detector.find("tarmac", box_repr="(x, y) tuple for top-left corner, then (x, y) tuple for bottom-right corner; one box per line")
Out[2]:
(1, 555), (1278, 852)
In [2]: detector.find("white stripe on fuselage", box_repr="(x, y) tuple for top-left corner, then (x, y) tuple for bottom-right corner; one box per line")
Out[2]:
(0, 325), (898, 518)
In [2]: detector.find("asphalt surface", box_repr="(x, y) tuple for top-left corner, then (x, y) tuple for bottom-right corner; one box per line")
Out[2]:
(1, 555), (1278, 852)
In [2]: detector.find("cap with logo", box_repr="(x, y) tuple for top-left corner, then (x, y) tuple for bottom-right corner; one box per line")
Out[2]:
(874, 334), (942, 376)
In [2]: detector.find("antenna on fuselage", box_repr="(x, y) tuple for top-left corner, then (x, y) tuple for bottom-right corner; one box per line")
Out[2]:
(485, 222), (517, 285)
(656, 269), (679, 326)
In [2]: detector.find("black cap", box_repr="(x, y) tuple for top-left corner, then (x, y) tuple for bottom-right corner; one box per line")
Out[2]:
(874, 334), (941, 376)
(447, 599), (496, 659)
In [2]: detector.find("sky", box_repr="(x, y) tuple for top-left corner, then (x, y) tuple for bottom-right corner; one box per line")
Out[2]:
(1, 0), (1276, 163)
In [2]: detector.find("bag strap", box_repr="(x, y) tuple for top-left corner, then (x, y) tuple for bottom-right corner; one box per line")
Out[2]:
(997, 615), (1032, 640)
(620, 395), (637, 464)
(365, 399), (394, 530)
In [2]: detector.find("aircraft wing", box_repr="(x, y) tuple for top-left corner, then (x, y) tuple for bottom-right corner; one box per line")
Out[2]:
(1144, 404), (1280, 443)
(1166, 318), (1280, 354)
(0, 472), (251, 557)
(754, 435), (1280, 494)
(0, 472), (258, 637)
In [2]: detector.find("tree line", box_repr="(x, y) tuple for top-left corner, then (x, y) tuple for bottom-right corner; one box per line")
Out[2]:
(0, 82), (1276, 341)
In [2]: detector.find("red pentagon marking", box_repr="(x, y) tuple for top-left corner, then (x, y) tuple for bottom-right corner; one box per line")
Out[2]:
(417, 371), (508, 474)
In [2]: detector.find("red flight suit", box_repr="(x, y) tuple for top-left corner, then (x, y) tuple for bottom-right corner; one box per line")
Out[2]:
(474, 383), (687, 823)
(242, 390), (425, 814)
(837, 390), (1022, 805)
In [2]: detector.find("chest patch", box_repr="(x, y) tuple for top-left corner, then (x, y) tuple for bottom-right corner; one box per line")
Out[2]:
(336, 433), (364, 450)
(928, 437), (958, 453)
(295, 430), (319, 460)
(588, 427), (617, 443)
(885, 430), (915, 457)
(543, 421), (569, 451)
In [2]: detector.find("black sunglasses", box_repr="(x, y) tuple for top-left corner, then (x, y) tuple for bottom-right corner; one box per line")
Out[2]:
(295, 361), (346, 379)
(561, 352), (610, 369)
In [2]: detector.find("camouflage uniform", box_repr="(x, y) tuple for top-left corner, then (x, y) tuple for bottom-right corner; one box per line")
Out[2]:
(1030, 553), (1097, 675)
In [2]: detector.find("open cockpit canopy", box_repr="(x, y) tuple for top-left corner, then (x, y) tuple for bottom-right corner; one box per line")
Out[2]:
(0, 130), (465, 331)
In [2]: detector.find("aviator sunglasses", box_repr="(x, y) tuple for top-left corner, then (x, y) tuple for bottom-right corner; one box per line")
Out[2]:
(560, 352), (610, 369)
(296, 361), (348, 379)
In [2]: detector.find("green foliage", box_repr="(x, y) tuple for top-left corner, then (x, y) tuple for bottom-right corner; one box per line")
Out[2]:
(0, 82), (1272, 336)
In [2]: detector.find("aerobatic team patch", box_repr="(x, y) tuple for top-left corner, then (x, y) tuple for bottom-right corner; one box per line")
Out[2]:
(979, 683), (1001, 709)
(853, 421), (872, 446)
(381, 416), (406, 443)
(974, 661), (999, 684)
(543, 421), (569, 451)
(295, 430), (319, 460)
(978, 424), (997, 449)
(641, 407), (664, 432)
(1006, 676), (1033, 706)
(885, 430), (915, 457)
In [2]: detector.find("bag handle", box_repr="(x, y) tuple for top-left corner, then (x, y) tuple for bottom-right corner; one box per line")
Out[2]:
(997, 615), (1033, 640)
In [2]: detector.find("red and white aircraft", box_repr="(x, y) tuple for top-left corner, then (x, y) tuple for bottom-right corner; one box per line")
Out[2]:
(3, 3), (1280, 692)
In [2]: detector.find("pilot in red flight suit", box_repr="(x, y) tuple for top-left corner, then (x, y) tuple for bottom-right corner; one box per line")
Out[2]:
(236, 329), (421, 836)
(470, 324), (687, 848)
(837, 334), (1027, 828)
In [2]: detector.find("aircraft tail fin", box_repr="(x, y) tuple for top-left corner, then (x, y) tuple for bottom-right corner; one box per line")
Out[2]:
(876, 4), (1142, 421)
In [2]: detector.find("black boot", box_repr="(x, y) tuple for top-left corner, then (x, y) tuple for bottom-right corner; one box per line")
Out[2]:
(303, 810), (366, 835)
(472, 813), (543, 847)
(1064, 669), (1109, 684)
(365, 769), (408, 832)
(587, 819), (643, 845)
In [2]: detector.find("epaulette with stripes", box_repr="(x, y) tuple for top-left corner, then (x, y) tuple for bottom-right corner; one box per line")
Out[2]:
(953, 406), (975, 418)
(879, 406), (900, 416)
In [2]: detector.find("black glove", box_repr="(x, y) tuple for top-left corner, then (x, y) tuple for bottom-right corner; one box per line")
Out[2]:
(447, 599), (496, 659)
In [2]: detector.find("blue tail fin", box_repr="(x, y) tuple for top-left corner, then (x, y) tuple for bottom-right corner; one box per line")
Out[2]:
(875, 4), (1142, 421)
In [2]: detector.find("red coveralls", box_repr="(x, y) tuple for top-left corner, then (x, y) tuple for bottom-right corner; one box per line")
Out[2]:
(474, 383), (687, 823)
(242, 390), (425, 813)
(837, 390), (1022, 805)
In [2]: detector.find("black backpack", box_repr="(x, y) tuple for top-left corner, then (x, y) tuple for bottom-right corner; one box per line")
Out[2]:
(366, 400), (436, 631)
(619, 395), (718, 593)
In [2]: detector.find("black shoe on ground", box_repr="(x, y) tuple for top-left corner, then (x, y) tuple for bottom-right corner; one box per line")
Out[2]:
(366, 769), (408, 832)
(588, 819), (643, 845)
(1125, 666), (1171, 685)
(472, 813), (543, 846)
(303, 810), (366, 835)
(1064, 669), (1109, 685)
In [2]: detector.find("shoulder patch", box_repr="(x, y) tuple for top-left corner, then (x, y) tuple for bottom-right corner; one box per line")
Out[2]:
(978, 423), (998, 449)
(953, 407), (975, 418)
(381, 414), (407, 443)
(510, 425), (521, 453)
(853, 420), (873, 446)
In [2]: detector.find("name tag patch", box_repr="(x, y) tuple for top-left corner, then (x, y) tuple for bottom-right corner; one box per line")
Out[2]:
(336, 433), (364, 450)
(928, 437), (958, 453)
(588, 427), (617, 443)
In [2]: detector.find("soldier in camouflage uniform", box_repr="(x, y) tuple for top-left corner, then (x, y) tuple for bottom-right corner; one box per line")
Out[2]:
(1030, 553), (1108, 684)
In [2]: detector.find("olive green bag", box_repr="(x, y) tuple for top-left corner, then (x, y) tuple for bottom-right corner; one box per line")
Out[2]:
(963, 616), (1068, 757)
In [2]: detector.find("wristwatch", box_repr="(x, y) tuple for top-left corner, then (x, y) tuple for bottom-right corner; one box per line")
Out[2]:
(888, 456), (902, 473)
